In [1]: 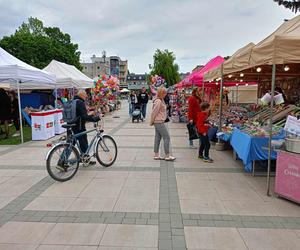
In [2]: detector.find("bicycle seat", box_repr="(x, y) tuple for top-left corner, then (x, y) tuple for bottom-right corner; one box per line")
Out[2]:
(62, 124), (76, 129)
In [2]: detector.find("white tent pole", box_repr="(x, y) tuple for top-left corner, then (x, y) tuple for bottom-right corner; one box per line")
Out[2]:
(17, 81), (24, 143)
(267, 64), (276, 196)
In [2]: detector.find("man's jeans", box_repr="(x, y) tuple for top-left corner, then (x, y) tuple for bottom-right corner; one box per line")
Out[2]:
(141, 103), (147, 119)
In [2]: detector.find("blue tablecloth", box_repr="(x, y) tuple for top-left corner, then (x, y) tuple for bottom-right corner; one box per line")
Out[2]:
(230, 128), (285, 172)
(218, 133), (232, 142)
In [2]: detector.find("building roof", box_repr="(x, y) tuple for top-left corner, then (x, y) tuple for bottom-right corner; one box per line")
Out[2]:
(127, 74), (146, 81)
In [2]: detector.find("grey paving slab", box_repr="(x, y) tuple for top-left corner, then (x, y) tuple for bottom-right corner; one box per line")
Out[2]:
(0, 102), (299, 250)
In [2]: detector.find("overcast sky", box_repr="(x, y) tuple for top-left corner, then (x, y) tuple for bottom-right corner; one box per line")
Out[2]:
(0, 0), (297, 73)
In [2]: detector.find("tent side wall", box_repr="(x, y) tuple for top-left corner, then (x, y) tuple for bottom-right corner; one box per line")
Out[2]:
(228, 85), (258, 104)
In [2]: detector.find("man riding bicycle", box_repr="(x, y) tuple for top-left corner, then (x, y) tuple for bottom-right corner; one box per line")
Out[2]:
(67, 90), (100, 165)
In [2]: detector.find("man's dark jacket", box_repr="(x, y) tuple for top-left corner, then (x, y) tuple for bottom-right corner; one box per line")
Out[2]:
(73, 96), (98, 132)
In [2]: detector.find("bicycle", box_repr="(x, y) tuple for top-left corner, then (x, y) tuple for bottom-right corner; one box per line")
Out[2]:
(45, 121), (117, 182)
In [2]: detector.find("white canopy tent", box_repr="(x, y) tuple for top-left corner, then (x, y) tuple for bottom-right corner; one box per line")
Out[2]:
(0, 47), (56, 142)
(43, 60), (94, 89)
(120, 88), (130, 93)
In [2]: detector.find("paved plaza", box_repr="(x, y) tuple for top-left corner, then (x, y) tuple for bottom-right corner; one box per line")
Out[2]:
(0, 102), (299, 249)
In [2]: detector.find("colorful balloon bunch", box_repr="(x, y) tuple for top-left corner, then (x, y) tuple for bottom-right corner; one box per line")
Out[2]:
(91, 75), (120, 105)
(149, 75), (166, 95)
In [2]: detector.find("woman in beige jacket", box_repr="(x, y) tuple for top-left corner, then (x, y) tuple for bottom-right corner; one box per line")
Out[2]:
(150, 87), (176, 161)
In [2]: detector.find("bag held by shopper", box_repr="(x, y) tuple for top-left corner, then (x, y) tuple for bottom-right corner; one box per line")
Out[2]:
(187, 123), (199, 140)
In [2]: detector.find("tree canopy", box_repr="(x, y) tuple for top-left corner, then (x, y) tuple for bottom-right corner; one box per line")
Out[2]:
(150, 49), (180, 87)
(274, 0), (300, 13)
(0, 17), (82, 70)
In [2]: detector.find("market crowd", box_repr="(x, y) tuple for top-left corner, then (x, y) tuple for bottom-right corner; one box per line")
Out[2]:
(0, 88), (20, 139)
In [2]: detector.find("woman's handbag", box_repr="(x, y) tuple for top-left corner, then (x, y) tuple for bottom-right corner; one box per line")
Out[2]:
(187, 123), (199, 140)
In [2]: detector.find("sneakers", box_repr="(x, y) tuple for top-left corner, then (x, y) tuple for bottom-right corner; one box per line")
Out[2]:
(198, 155), (204, 159)
(202, 157), (214, 163)
(189, 145), (197, 149)
(165, 156), (176, 161)
(12, 132), (20, 137)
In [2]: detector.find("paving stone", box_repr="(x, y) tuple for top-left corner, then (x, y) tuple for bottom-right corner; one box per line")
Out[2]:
(160, 208), (170, 213)
(57, 216), (76, 223)
(104, 217), (123, 224)
(135, 218), (147, 224)
(283, 222), (300, 229)
(171, 220), (183, 228)
(159, 239), (172, 249)
(222, 215), (233, 221)
(11, 215), (30, 222)
(160, 222), (171, 232)
(115, 212), (126, 218)
(170, 214), (182, 221)
(253, 216), (269, 222)
(159, 213), (171, 222)
(182, 214), (190, 220)
(200, 214), (214, 220)
(89, 217), (105, 224)
(28, 213), (45, 222)
(41, 216), (58, 223)
(172, 236), (186, 248)
(183, 219), (197, 226)
(74, 217), (91, 223)
(190, 214), (200, 220)
(214, 220), (231, 227)
(101, 212), (115, 218)
(150, 213), (159, 219)
(240, 215), (256, 222)
(147, 219), (159, 225)
(242, 221), (264, 228)
(159, 231), (172, 240)
(125, 212), (141, 219)
(197, 220), (215, 227)
(46, 211), (60, 217)
(122, 218), (136, 224)
(141, 213), (151, 219)
(172, 228), (185, 236)
(170, 207), (181, 214)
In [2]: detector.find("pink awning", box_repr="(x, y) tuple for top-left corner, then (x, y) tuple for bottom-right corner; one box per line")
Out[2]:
(184, 56), (224, 86)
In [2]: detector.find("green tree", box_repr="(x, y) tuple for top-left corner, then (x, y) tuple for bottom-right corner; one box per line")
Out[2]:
(274, 0), (300, 13)
(150, 49), (180, 87)
(0, 17), (82, 70)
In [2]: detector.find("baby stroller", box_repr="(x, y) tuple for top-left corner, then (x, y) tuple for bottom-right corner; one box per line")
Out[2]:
(132, 104), (143, 123)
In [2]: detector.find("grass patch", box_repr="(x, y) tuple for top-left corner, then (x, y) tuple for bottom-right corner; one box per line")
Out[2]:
(0, 125), (32, 145)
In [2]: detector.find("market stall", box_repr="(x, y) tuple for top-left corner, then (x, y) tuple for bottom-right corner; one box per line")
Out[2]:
(0, 47), (56, 142)
(204, 15), (300, 195)
(43, 60), (94, 107)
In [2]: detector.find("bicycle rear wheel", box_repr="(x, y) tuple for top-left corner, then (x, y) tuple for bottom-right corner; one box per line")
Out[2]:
(46, 144), (80, 182)
(96, 135), (118, 167)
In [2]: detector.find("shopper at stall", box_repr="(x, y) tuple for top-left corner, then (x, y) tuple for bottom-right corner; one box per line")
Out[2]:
(9, 91), (20, 137)
(71, 90), (100, 165)
(0, 89), (11, 139)
(129, 91), (138, 116)
(187, 88), (202, 148)
(138, 87), (149, 119)
(150, 87), (176, 161)
(196, 102), (213, 163)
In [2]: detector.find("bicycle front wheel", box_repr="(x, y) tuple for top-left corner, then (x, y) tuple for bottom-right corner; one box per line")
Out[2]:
(46, 144), (80, 182)
(96, 135), (118, 167)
